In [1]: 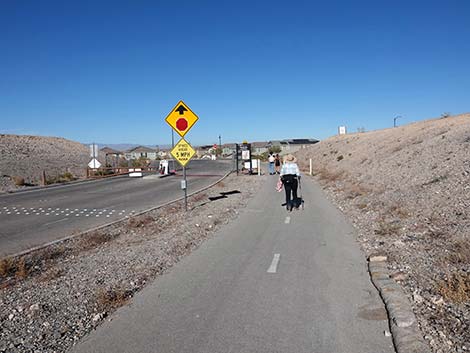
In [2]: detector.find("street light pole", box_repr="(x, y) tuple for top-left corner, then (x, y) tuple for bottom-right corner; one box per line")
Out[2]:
(394, 115), (402, 128)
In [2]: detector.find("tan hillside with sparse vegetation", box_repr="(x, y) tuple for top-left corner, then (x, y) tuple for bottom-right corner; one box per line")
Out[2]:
(297, 113), (470, 352)
(0, 135), (92, 191)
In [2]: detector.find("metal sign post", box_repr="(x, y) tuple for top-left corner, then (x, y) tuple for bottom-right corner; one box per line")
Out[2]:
(165, 100), (199, 211)
(182, 167), (187, 210)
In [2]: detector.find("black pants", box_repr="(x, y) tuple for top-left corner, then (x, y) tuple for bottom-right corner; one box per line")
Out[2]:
(282, 175), (298, 207)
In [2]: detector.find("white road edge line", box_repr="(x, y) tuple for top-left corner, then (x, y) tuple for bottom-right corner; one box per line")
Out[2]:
(42, 218), (69, 227)
(267, 253), (281, 273)
(285, 216), (291, 224)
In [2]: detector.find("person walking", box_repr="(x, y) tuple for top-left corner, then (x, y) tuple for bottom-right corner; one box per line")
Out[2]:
(268, 153), (275, 175)
(280, 154), (300, 211)
(274, 154), (281, 174)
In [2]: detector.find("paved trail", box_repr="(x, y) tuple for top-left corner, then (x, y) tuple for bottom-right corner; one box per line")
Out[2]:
(71, 174), (394, 353)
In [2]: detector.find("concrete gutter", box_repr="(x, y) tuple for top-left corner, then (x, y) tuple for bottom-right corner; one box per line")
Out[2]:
(368, 256), (430, 353)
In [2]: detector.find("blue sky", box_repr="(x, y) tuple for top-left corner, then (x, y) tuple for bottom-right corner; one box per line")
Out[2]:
(1, 0), (469, 146)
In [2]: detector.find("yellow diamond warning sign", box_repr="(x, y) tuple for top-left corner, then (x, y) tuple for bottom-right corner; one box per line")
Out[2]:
(165, 100), (199, 137)
(171, 138), (196, 167)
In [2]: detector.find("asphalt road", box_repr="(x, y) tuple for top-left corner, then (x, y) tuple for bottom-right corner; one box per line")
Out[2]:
(71, 174), (395, 353)
(0, 160), (233, 257)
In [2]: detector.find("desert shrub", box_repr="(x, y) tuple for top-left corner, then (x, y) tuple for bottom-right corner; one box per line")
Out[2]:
(12, 176), (25, 186)
(337, 155), (344, 162)
(96, 285), (131, 311)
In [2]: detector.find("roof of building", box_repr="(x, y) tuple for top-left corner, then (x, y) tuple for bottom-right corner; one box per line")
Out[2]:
(284, 138), (319, 144)
(251, 141), (269, 148)
(126, 146), (156, 153)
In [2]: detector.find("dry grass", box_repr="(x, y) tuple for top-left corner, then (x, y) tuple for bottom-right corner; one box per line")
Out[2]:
(316, 168), (345, 184)
(438, 272), (470, 303)
(388, 204), (409, 219)
(356, 202), (368, 210)
(15, 258), (29, 279)
(127, 215), (154, 229)
(0, 258), (15, 278)
(79, 231), (116, 250)
(191, 192), (207, 203)
(96, 285), (131, 311)
(38, 267), (63, 282)
(344, 183), (369, 200)
(374, 219), (401, 236)
(0, 257), (30, 280)
(447, 238), (470, 265)
(216, 181), (225, 188)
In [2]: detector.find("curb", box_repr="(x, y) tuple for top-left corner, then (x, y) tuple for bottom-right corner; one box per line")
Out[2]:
(5, 170), (234, 261)
(368, 256), (430, 353)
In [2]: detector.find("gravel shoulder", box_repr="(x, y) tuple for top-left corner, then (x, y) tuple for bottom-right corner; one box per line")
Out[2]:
(296, 114), (470, 353)
(0, 173), (263, 353)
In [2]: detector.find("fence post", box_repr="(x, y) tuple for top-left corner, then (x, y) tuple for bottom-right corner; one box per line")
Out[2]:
(309, 158), (312, 176)
(41, 170), (46, 186)
(258, 159), (261, 176)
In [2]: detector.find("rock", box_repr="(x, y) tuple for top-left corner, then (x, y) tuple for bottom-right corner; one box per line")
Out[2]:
(384, 330), (392, 337)
(412, 292), (424, 304)
(369, 255), (387, 262)
(391, 271), (406, 281)
(29, 304), (40, 312)
(8, 313), (14, 320)
(92, 313), (103, 323)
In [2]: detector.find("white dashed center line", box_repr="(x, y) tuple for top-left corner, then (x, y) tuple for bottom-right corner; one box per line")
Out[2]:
(284, 216), (291, 224)
(267, 253), (281, 273)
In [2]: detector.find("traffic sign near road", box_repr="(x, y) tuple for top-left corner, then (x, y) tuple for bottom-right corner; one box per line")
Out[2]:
(170, 138), (196, 167)
(165, 100), (199, 137)
(88, 158), (101, 169)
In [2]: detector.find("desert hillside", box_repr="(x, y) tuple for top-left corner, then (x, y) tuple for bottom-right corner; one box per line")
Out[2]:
(297, 113), (470, 352)
(0, 135), (92, 192)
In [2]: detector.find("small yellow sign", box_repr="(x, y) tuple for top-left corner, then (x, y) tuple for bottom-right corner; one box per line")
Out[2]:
(171, 138), (196, 167)
(165, 100), (199, 137)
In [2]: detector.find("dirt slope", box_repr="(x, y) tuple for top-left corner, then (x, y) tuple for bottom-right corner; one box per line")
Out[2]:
(296, 113), (470, 352)
(0, 135), (92, 192)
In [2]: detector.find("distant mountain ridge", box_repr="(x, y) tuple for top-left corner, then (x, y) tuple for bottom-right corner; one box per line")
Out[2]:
(87, 143), (172, 151)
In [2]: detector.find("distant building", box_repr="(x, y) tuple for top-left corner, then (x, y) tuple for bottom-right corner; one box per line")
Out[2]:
(221, 143), (237, 157)
(251, 141), (269, 154)
(124, 146), (158, 160)
(100, 147), (123, 158)
(268, 138), (319, 154)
